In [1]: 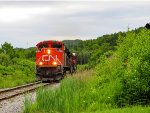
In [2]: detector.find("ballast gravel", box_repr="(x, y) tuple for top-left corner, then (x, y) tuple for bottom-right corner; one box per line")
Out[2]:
(0, 83), (60, 113)
(0, 92), (36, 113)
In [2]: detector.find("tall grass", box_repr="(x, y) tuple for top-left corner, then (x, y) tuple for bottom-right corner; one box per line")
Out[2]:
(0, 71), (35, 88)
(24, 70), (150, 113)
(94, 106), (150, 113)
(77, 64), (89, 72)
(24, 70), (112, 113)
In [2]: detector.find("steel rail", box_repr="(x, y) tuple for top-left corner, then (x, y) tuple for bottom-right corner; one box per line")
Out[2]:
(0, 81), (49, 101)
(0, 81), (41, 93)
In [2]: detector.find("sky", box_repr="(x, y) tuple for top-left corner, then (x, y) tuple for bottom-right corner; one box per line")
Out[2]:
(0, 1), (150, 48)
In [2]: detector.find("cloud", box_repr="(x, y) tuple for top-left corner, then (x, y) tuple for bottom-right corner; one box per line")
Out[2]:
(0, 7), (51, 23)
(0, 1), (150, 48)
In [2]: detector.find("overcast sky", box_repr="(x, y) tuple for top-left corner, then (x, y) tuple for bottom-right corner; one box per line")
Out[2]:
(0, 1), (149, 48)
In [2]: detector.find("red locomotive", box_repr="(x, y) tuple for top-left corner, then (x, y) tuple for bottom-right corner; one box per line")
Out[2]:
(36, 40), (77, 81)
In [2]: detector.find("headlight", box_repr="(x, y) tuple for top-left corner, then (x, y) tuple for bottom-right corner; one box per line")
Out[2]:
(39, 62), (43, 65)
(47, 49), (51, 54)
(53, 61), (57, 65)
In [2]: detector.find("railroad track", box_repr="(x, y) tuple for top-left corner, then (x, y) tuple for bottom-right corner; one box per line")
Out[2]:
(0, 81), (50, 101)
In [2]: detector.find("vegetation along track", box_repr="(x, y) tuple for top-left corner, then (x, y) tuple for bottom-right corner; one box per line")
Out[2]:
(0, 81), (49, 101)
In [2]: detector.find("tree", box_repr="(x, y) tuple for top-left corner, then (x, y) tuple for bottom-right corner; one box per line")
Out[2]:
(0, 48), (3, 54)
(0, 53), (9, 66)
(1, 42), (15, 59)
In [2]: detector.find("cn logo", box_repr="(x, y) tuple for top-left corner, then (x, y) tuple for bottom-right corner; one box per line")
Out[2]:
(42, 55), (62, 64)
(42, 55), (50, 61)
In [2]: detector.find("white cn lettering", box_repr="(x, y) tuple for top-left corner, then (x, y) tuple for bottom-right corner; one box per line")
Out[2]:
(42, 55), (62, 65)
(42, 55), (50, 61)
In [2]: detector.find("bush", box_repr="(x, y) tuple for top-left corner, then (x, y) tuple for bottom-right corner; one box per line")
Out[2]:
(95, 28), (150, 106)
(0, 42), (36, 88)
(0, 53), (10, 66)
(115, 29), (150, 106)
(77, 64), (89, 72)
(0, 58), (35, 88)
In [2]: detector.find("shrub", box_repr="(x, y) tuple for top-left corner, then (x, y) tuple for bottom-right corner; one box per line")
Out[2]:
(95, 28), (150, 106)
(0, 53), (10, 66)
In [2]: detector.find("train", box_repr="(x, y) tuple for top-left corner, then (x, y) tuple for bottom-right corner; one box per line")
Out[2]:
(35, 40), (77, 81)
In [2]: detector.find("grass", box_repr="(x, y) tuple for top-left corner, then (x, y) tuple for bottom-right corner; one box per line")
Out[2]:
(0, 73), (35, 88)
(94, 106), (150, 113)
(24, 70), (150, 113)
(76, 64), (89, 72)
(0, 59), (35, 88)
(24, 70), (99, 113)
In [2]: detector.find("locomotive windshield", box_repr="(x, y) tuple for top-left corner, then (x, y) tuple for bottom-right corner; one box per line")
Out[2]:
(38, 42), (49, 50)
(36, 41), (63, 51)
(51, 43), (62, 48)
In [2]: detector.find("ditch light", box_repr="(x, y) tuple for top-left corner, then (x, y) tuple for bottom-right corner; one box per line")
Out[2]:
(53, 61), (57, 65)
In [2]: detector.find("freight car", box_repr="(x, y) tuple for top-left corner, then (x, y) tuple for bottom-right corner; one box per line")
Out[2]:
(36, 40), (77, 81)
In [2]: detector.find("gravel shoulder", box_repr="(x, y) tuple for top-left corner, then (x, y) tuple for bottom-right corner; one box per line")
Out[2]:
(0, 83), (60, 113)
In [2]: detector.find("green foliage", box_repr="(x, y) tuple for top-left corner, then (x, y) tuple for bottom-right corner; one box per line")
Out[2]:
(95, 106), (150, 113)
(0, 53), (10, 66)
(1, 26), (149, 113)
(24, 27), (150, 113)
(0, 58), (35, 88)
(24, 70), (150, 113)
(1, 42), (15, 58)
(24, 71), (111, 113)
(115, 28), (150, 106)
(77, 64), (89, 72)
(95, 28), (150, 107)
(14, 47), (36, 61)
(62, 32), (124, 65)
(0, 42), (35, 88)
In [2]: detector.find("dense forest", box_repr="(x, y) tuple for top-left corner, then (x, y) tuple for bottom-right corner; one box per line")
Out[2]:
(63, 31), (126, 67)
